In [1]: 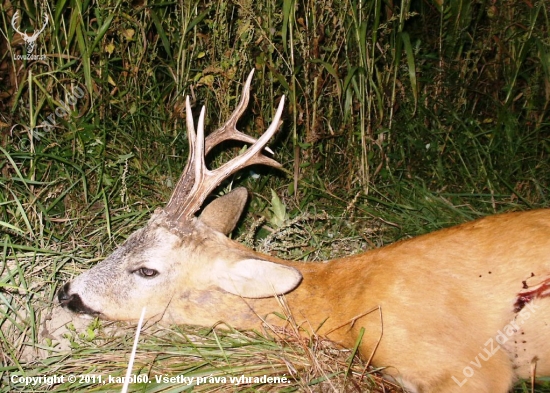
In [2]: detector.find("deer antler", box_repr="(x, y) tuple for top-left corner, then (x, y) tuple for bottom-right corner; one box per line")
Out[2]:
(36, 13), (49, 37)
(204, 70), (275, 155)
(11, 11), (49, 42)
(12, 11), (30, 52)
(164, 70), (285, 225)
(11, 12), (24, 36)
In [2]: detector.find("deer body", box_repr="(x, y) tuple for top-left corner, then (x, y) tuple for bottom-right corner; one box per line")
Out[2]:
(59, 71), (550, 392)
(159, 208), (550, 392)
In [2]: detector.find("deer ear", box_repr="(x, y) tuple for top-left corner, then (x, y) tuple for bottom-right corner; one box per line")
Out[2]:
(199, 187), (248, 235)
(215, 258), (302, 298)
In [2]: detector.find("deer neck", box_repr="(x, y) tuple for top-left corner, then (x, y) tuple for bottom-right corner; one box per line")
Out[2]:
(259, 254), (373, 345)
(166, 242), (372, 347)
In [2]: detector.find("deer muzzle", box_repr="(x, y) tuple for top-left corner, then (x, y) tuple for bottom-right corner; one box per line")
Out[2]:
(58, 282), (100, 317)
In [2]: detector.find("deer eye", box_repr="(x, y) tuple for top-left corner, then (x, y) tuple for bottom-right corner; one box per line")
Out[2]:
(135, 267), (159, 278)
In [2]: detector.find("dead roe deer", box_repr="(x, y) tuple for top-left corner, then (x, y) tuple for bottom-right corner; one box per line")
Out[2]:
(58, 70), (550, 393)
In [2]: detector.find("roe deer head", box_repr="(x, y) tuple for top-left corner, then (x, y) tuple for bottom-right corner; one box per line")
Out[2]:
(59, 70), (550, 393)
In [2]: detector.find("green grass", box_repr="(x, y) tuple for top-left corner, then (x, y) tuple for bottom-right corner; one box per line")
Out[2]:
(1, 0), (549, 391)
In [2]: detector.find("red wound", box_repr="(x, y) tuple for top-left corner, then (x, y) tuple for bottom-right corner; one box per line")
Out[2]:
(514, 277), (550, 313)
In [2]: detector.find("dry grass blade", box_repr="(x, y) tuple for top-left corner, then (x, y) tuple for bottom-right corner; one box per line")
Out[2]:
(4, 306), (403, 392)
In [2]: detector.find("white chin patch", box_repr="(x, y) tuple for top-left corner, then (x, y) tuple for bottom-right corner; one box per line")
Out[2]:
(77, 314), (95, 320)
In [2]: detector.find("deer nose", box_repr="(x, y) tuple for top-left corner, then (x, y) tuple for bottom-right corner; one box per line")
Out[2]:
(57, 282), (74, 305)
(57, 282), (101, 316)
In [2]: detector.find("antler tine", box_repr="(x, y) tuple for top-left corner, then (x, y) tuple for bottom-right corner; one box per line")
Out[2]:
(163, 96), (199, 217)
(205, 69), (274, 155)
(163, 75), (285, 225)
(11, 11), (23, 35)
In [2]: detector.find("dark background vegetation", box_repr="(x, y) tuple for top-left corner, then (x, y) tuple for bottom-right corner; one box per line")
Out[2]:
(0, 0), (549, 391)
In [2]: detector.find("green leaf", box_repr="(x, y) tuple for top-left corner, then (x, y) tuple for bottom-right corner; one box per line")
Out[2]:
(401, 32), (418, 113)
(269, 189), (287, 228)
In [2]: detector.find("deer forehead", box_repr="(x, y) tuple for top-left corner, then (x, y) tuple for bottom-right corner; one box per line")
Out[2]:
(108, 224), (181, 271)
(97, 215), (238, 273)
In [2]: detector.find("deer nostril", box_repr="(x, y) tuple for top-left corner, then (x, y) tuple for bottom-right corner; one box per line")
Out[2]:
(57, 282), (100, 316)
(57, 282), (74, 305)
